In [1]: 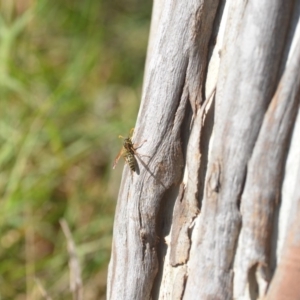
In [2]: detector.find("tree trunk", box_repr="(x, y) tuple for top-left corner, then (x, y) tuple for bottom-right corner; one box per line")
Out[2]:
(107, 0), (300, 299)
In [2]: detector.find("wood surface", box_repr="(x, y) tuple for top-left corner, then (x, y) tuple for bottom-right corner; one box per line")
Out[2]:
(107, 0), (300, 299)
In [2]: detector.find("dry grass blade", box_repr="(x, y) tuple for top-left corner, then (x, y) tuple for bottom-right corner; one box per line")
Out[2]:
(34, 278), (53, 300)
(60, 219), (83, 300)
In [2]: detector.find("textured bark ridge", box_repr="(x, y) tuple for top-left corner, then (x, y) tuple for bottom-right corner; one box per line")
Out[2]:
(107, 1), (220, 298)
(234, 32), (300, 299)
(107, 0), (300, 299)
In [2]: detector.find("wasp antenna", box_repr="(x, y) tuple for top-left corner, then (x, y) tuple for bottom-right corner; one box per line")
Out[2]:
(118, 135), (125, 139)
(129, 128), (135, 137)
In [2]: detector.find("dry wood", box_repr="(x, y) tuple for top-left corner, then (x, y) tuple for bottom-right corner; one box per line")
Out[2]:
(107, 0), (300, 299)
(184, 0), (296, 298)
(266, 161), (300, 299)
(107, 0), (220, 298)
(234, 30), (300, 299)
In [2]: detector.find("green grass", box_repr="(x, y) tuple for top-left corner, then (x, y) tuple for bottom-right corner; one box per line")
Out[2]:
(0, 0), (151, 298)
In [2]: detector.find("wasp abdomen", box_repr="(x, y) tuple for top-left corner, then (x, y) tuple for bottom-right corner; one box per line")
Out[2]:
(124, 152), (135, 172)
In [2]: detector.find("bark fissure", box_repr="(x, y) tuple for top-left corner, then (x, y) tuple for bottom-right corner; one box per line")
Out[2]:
(170, 89), (215, 268)
(247, 263), (259, 300)
(152, 184), (181, 299)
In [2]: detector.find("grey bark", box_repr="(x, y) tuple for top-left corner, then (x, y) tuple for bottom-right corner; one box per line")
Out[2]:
(107, 0), (300, 299)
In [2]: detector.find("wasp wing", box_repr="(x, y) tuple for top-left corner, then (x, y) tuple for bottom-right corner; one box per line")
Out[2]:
(113, 147), (124, 169)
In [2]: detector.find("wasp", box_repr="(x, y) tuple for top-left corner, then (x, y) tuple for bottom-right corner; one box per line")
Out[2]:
(113, 128), (146, 172)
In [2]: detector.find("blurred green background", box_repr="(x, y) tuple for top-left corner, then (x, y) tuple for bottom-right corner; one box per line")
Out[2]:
(0, 0), (151, 299)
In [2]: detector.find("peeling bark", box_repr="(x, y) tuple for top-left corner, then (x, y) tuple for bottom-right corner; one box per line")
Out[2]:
(266, 161), (300, 299)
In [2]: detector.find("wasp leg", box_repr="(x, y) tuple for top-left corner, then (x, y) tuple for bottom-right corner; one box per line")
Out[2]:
(135, 151), (150, 158)
(133, 139), (147, 150)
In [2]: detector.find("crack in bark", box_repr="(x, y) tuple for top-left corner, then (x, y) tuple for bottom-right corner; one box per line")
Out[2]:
(170, 89), (216, 270)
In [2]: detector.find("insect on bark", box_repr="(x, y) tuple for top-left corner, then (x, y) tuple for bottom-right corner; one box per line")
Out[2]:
(113, 128), (146, 172)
